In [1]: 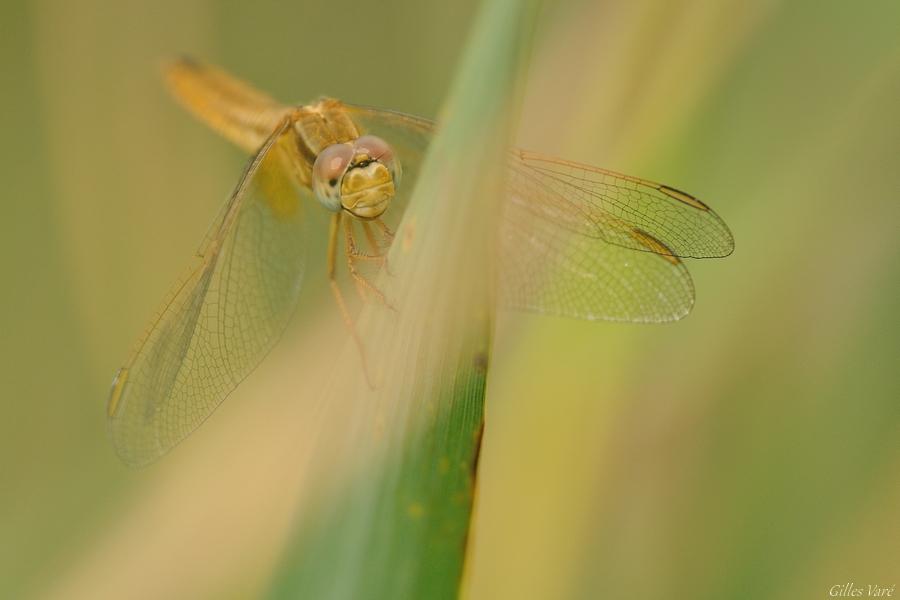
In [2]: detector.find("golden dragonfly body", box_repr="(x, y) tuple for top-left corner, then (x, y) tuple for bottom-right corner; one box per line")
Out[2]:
(107, 58), (733, 466)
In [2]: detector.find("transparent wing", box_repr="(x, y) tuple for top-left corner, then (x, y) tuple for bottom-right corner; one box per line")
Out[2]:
(339, 104), (726, 322)
(510, 151), (734, 258)
(107, 119), (308, 466)
(343, 102), (435, 152)
(500, 188), (694, 322)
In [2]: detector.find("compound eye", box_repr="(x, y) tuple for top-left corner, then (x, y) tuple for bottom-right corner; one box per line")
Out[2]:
(312, 143), (354, 211)
(314, 143), (353, 186)
(354, 135), (400, 185)
(354, 135), (394, 163)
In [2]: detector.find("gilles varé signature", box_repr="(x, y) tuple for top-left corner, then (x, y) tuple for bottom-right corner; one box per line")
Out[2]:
(830, 583), (895, 598)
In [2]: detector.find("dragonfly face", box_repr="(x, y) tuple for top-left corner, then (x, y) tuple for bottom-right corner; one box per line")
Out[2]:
(312, 135), (401, 219)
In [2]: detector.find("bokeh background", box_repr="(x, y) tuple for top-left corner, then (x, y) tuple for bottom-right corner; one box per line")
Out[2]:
(1, 0), (897, 598)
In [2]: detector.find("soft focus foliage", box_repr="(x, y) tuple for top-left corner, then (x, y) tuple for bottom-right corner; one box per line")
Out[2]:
(269, 0), (537, 597)
(0, 0), (897, 599)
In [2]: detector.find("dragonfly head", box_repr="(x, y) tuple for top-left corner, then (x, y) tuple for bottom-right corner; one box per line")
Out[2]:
(312, 135), (401, 220)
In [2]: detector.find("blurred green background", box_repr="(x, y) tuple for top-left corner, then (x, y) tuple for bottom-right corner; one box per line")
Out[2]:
(1, 0), (897, 598)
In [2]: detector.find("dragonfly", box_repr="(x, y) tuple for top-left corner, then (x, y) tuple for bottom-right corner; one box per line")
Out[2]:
(107, 57), (733, 466)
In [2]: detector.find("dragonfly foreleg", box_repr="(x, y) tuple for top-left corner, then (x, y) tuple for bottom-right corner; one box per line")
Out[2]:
(373, 217), (395, 243)
(328, 212), (376, 388)
(361, 221), (386, 255)
(346, 222), (387, 265)
(361, 221), (395, 275)
(344, 217), (394, 310)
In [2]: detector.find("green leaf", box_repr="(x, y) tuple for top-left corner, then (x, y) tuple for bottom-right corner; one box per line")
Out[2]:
(268, 0), (541, 598)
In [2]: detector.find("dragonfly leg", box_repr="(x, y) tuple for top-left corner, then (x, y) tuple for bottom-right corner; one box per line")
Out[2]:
(348, 223), (388, 266)
(373, 217), (395, 243)
(361, 221), (394, 275)
(328, 212), (375, 388)
(361, 221), (383, 255)
(344, 217), (395, 310)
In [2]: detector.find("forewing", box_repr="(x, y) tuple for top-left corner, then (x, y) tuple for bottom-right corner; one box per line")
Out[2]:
(511, 151), (734, 258)
(107, 120), (308, 466)
(342, 103), (435, 151)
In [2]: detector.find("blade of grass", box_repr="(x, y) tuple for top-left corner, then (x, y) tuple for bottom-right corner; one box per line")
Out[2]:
(268, 0), (541, 598)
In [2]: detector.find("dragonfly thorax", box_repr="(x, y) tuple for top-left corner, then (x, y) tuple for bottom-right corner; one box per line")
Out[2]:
(312, 135), (401, 219)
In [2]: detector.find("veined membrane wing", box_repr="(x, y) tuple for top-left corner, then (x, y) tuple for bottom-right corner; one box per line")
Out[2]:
(107, 119), (308, 466)
(508, 151), (734, 259)
(499, 186), (695, 322)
